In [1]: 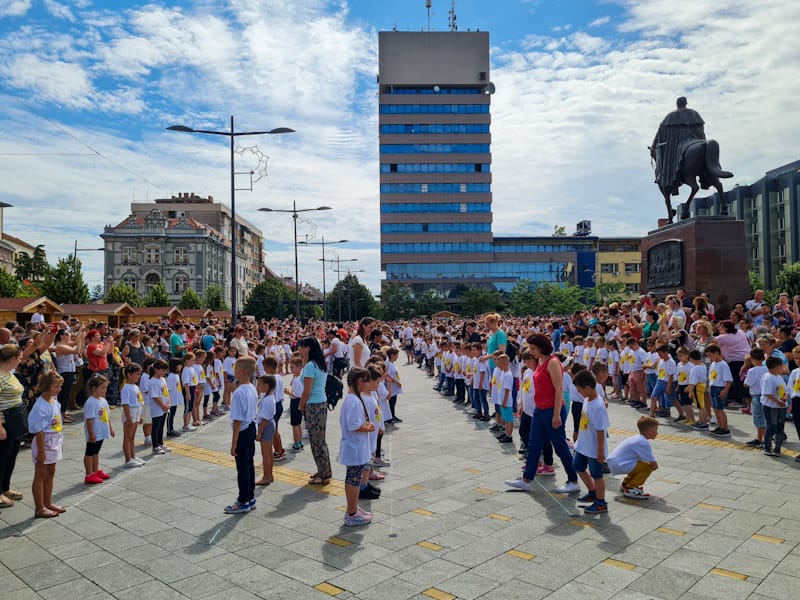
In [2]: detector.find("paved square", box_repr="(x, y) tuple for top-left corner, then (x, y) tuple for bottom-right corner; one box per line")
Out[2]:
(1, 363), (799, 599)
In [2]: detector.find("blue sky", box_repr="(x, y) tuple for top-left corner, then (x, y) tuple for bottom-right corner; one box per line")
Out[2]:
(1, 0), (798, 295)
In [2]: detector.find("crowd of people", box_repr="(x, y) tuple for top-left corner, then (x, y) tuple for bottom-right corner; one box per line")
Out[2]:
(0, 285), (799, 522)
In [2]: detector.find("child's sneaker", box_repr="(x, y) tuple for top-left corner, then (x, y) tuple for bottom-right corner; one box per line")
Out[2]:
(291, 442), (304, 452)
(622, 486), (650, 499)
(95, 470), (111, 480)
(691, 422), (709, 430)
(578, 491), (597, 503)
(274, 449), (287, 461)
(160, 445), (171, 452)
(539, 465), (556, 476)
(554, 481), (580, 493)
(344, 511), (372, 526)
(373, 456), (391, 468)
(504, 478), (532, 491)
(182, 425), (196, 432)
(223, 500), (251, 514)
(583, 500), (608, 513)
(84, 473), (104, 484)
(144, 436), (152, 445)
(151, 447), (166, 455)
(124, 459), (143, 468)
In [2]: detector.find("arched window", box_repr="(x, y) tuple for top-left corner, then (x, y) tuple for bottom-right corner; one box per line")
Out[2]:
(174, 273), (188, 294)
(145, 273), (160, 291)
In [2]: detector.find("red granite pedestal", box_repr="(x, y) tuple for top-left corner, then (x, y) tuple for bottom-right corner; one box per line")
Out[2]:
(641, 217), (748, 320)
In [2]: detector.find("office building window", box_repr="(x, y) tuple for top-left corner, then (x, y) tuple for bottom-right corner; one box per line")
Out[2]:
(174, 247), (189, 265)
(600, 263), (619, 275)
(380, 123), (490, 134)
(380, 163), (491, 174)
(379, 104), (489, 114)
(122, 247), (137, 265)
(381, 202), (491, 213)
(381, 183), (490, 193)
(383, 86), (481, 95)
(381, 222), (491, 233)
(380, 143), (490, 154)
(624, 263), (641, 275)
(382, 242), (493, 254)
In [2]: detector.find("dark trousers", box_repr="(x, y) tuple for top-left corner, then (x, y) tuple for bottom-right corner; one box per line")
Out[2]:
(793, 398), (800, 443)
(764, 405), (786, 451)
(151, 414), (166, 448)
(455, 379), (466, 403)
(167, 405), (178, 432)
(389, 395), (398, 419)
(57, 372), (75, 414)
(522, 406), (577, 482)
(0, 436), (21, 493)
(235, 423), (256, 504)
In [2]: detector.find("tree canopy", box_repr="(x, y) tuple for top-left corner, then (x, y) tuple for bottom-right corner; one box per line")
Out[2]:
(41, 255), (89, 305)
(203, 284), (229, 311)
(143, 282), (170, 307)
(327, 274), (378, 321)
(104, 283), (142, 307)
(178, 288), (202, 310)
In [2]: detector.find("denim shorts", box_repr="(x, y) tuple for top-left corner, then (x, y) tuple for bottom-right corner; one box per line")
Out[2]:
(710, 386), (725, 410)
(573, 451), (604, 479)
(750, 394), (766, 429)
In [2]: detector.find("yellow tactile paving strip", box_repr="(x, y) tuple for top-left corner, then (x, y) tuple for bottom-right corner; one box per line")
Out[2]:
(167, 441), (345, 496)
(608, 427), (800, 458)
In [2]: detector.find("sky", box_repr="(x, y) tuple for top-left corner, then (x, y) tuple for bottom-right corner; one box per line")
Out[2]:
(1, 0), (798, 296)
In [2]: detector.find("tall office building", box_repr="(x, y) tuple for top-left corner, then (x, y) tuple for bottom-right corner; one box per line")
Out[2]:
(379, 31), (493, 293)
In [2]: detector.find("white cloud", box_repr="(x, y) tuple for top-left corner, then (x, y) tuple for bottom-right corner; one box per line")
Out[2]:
(0, 0), (31, 18)
(43, 0), (75, 22)
(589, 16), (610, 27)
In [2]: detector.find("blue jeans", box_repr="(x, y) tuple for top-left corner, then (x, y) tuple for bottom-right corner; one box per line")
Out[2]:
(476, 389), (489, 415)
(436, 371), (445, 391)
(522, 405), (577, 482)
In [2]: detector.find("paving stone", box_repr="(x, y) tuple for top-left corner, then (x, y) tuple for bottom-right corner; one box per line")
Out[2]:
(14, 559), (82, 591)
(82, 561), (152, 593)
(326, 561), (398, 593)
(685, 571), (757, 599)
(753, 571), (798, 598)
(627, 566), (700, 600)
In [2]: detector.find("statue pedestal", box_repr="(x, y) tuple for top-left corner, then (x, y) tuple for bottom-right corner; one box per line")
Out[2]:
(641, 216), (748, 320)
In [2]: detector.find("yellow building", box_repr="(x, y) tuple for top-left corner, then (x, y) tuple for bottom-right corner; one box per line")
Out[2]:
(597, 237), (642, 301)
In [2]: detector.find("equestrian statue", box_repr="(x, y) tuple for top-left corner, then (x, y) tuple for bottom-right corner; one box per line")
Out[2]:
(650, 97), (733, 223)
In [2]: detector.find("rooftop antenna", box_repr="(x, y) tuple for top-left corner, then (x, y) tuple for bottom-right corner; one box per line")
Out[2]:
(426, 0), (431, 31)
(448, 0), (457, 31)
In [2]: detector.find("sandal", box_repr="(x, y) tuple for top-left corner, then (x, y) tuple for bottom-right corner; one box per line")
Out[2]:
(308, 476), (331, 485)
(0, 499), (13, 508)
(35, 509), (58, 518)
(5, 490), (23, 500)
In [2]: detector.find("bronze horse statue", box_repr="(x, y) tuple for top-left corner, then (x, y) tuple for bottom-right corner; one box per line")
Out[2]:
(653, 138), (733, 223)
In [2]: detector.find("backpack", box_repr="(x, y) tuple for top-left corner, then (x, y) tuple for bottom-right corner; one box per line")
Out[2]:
(326, 373), (344, 409)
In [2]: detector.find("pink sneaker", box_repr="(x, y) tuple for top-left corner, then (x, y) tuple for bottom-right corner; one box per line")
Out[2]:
(539, 465), (556, 476)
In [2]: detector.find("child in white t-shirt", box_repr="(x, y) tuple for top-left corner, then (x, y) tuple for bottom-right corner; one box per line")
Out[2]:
(83, 374), (114, 485)
(608, 416), (659, 500)
(761, 356), (788, 456)
(255, 375), (277, 486)
(572, 370), (610, 514)
(120, 364), (145, 468)
(28, 372), (66, 518)
(339, 368), (374, 527)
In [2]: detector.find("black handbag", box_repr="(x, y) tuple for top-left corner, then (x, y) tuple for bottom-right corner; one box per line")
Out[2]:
(2, 404), (28, 440)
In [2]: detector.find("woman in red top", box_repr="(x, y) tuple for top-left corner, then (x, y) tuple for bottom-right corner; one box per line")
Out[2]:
(506, 334), (579, 492)
(77, 330), (109, 407)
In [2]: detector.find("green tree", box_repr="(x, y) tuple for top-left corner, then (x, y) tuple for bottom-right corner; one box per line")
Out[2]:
(243, 278), (293, 320)
(508, 279), (537, 316)
(776, 263), (800, 299)
(14, 244), (49, 283)
(552, 225), (567, 237)
(748, 270), (766, 297)
(415, 289), (446, 317)
(203, 284), (229, 311)
(89, 284), (104, 302)
(178, 288), (202, 309)
(143, 282), (170, 307)
(379, 282), (416, 320)
(104, 282), (142, 307)
(0, 268), (18, 297)
(595, 281), (628, 305)
(460, 288), (504, 316)
(328, 274), (378, 321)
(41, 255), (89, 304)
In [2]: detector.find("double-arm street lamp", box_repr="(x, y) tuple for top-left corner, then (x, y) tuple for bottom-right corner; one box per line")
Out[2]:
(259, 202), (331, 318)
(297, 237), (348, 322)
(332, 266), (365, 321)
(166, 116), (294, 325)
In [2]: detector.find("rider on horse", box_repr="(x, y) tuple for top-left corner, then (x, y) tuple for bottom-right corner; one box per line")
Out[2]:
(651, 97), (706, 196)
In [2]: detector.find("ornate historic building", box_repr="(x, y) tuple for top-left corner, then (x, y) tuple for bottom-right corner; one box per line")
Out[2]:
(102, 208), (230, 304)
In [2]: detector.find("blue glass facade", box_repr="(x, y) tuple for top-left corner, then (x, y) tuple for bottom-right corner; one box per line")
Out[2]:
(382, 242), (493, 254)
(380, 104), (490, 114)
(381, 143), (490, 154)
(381, 183), (490, 193)
(380, 123), (490, 134)
(381, 163), (490, 173)
(381, 203), (491, 213)
(381, 222), (491, 233)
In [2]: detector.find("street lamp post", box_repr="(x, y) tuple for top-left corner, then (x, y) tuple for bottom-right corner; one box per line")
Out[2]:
(298, 237), (348, 322)
(259, 202), (332, 318)
(331, 258), (359, 320)
(166, 116), (294, 325)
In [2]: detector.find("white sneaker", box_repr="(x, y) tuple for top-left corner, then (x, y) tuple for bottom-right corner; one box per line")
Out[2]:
(160, 445), (171, 452)
(134, 457), (146, 465)
(504, 478), (532, 491)
(124, 459), (142, 468)
(144, 436), (152, 445)
(373, 457), (391, 468)
(183, 425), (196, 432)
(152, 448), (166, 455)
(555, 481), (581, 494)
